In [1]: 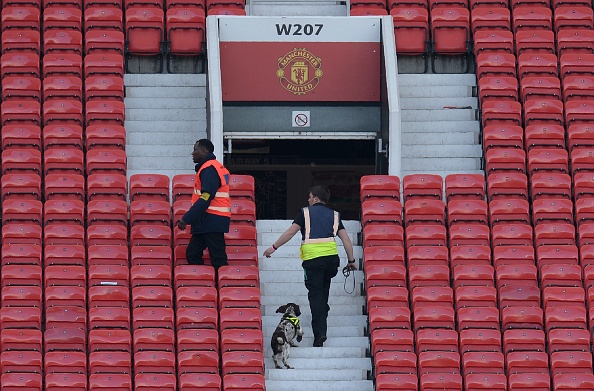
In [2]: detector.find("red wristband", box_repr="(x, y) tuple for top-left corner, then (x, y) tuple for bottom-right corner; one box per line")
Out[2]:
(271, 244), (278, 250)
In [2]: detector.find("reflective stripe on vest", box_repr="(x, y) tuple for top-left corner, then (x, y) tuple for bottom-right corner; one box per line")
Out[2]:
(300, 207), (339, 261)
(191, 160), (231, 217)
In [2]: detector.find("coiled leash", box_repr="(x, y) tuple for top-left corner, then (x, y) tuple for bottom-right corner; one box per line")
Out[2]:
(342, 264), (356, 294)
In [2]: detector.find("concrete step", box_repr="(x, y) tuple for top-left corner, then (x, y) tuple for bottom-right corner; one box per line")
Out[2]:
(125, 86), (207, 98)
(399, 85), (473, 98)
(400, 169), (485, 178)
(126, 108), (205, 121)
(259, 232), (359, 247)
(124, 97), (205, 109)
(264, 336), (369, 349)
(262, 315), (367, 328)
(401, 120), (480, 133)
(256, 220), (361, 233)
(125, 145), (191, 157)
(124, 120), (207, 133)
(262, 303), (364, 316)
(263, 325), (364, 338)
(263, 357), (372, 371)
(259, 269), (365, 283)
(124, 73), (206, 87)
(402, 131), (479, 145)
(400, 97), (478, 110)
(261, 295), (366, 308)
(265, 380), (374, 391)
(263, 346), (366, 359)
(266, 368), (368, 381)
(401, 108), (477, 122)
(256, 249), (364, 267)
(127, 132), (199, 145)
(261, 281), (363, 296)
(402, 157), (482, 171)
(397, 73), (476, 86)
(402, 144), (483, 158)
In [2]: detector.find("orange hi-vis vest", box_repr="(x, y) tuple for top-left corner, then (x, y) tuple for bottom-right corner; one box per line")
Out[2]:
(191, 160), (231, 217)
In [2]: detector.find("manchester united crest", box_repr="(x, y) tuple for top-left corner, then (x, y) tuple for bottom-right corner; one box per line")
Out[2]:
(276, 48), (323, 95)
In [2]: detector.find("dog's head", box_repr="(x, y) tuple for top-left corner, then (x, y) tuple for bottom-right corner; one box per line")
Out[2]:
(276, 302), (301, 317)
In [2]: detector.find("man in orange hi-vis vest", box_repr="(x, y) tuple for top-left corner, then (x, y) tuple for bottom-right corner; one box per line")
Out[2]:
(176, 139), (231, 272)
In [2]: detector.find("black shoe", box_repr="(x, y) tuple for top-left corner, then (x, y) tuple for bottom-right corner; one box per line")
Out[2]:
(313, 335), (327, 347)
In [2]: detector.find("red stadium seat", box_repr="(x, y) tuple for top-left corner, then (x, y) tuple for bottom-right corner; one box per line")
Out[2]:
(413, 306), (456, 330)
(404, 199), (444, 226)
(548, 329), (591, 353)
(43, 148), (84, 175)
(557, 29), (594, 57)
(176, 328), (219, 352)
(176, 306), (218, 330)
(85, 124), (126, 151)
(481, 101), (522, 128)
(0, 52), (40, 79)
(374, 350), (417, 374)
(2, 199), (42, 225)
(499, 284), (541, 308)
(568, 124), (594, 153)
(229, 199), (256, 226)
(523, 98), (564, 127)
(550, 351), (593, 376)
(455, 285), (497, 309)
(452, 264), (494, 288)
(1, 243), (42, 266)
(1, 100), (41, 126)
(482, 124), (523, 150)
(524, 124), (565, 151)
(489, 198), (530, 226)
(462, 351), (505, 375)
(133, 373), (176, 391)
(178, 373), (221, 391)
(43, 124), (83, 151)
(220, 328), (263, 352)
(372, 329), (415, 354)
(85, 30), (125, 55)
(1, 147), (41, 175)
(473, 30), (514, 56)
(177, 350), (219, 373)
(554, 5), (594, 31)
(1, 6), (41, 32)
(482, 77), (520, 107)
(86, 149), (127, 175)
(85, 100), (125, 127)
(560, 53), (594, 78)
(88, 352), (131, 374)
(527, 147), (569, 175)
(486, 172), (528, 200)
(125, 7), (164, 56)
(465, 373), (507, 391)
(459, 328), (501, 353)
(1, 263), (42, 286)
(222, 374), (265, 391)
(176, 286), (217, 308)
(130, 200), (171, 226)
(84, 6), (123, 32)
(532, 198), (574, 225)
(366, 286), (409, 308)
(0, 307), (42, 329)
(87, 329), (132, 353)
(362, 199), (403, 226)
(166, 7), (206, 57)
(470, 7), (511, 32)
(0, 373), (42, 391)
(517, 52), (559, 79)
(408, 264), (449, 289)
(506, 351), (549, 374)
(447, 200), (488, 226)
(86, 224), (128, 246)
(444, 173), (485, 201)
(84, 53), (124, 78)
(363, 224), (404, 247)
(448, 223), (490, 246)
(418, 351), (461, 374)
(512, 6), (552, 32)
(419, 373), (463, 391)
(42, 53), (82, 78)
(218, 307), (262, 331)
(496, 264), (537, 289)
(534, 222), (575, 246)
(515, 30), (555, 56)
(391, 6), (430, 56)
(536, 244), (579, 268)
(1, 223), (42, 246)
(545, 306), (587, 332)
(43, 30), (82, 55)
(87, 199), (128, 227)
(450, 245), (491, 268)
(553, 373), (594, 391)
(1, 350), (43, 374)
(2, 76), (41, 101)
(406, 224), (447, 246)
(1, 124), (41, 150)
(85, 76), (125, 101)
(503, 328), (546, 353)
(402, 174), (442, 200)
(2, 285), (42, 307)
(44, 351), (86, 374)
(368, 306), (411, 331)
(407, 245), (449, 266)
(501, 304), (543, 329)
(228, 175), (255, 201)
(132, 307), (175, 330)
(87, 173), (127, 201)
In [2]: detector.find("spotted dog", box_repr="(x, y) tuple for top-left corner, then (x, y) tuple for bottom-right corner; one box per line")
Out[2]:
(271, 303), (303, 369)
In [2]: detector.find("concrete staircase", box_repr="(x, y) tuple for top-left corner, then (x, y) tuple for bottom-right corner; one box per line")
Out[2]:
(124, 73), (208, 179)
(257, 220), (373, 391)
(398, 73), (483, 178)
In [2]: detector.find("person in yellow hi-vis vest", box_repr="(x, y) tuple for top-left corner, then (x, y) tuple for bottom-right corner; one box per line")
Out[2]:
(176, 139), (231, 273)
(264, 185), (356, 347)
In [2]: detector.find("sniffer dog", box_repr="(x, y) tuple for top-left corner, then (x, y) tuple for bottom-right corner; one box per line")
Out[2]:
(271, 303), (303, 369)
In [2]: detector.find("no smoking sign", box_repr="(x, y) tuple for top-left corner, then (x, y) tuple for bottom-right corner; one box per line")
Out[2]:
(292, 111), (310, 127)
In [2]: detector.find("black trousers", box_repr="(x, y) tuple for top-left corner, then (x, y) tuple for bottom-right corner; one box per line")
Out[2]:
(302, 254), (340, 341)
(186, 232), (228, 271)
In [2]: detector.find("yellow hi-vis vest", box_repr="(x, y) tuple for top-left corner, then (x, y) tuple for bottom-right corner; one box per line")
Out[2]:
(299, 206), (339, 261)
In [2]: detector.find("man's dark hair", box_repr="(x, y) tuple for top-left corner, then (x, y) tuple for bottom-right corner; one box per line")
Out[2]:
(197, 139), (214, 153)
(310, 185), (331, 203)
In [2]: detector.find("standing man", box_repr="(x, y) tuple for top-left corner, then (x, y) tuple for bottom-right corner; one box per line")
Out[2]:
(176, 139), (231, 272)
(264, 185), (357, 347)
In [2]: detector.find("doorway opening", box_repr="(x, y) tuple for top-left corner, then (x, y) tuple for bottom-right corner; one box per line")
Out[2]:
(224, 139), (376, 220)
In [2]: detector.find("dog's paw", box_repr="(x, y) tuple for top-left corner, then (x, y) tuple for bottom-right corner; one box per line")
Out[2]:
(289, 341), (298, 347)
(285, 364), (293, 369)
(296, 335), (302, 342)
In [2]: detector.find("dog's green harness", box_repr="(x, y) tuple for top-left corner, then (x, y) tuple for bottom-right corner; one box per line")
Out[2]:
(287, 317), (299, 327)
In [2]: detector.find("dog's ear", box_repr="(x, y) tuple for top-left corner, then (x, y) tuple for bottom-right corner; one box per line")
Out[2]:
(276, 305), (287, 313)
(293, 304), (301, 316)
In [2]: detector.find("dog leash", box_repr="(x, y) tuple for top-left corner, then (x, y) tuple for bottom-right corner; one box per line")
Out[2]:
(342, 264), (356, 294)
